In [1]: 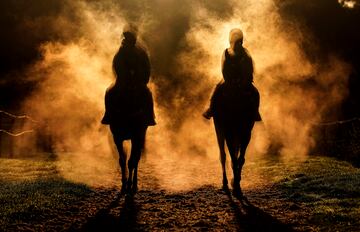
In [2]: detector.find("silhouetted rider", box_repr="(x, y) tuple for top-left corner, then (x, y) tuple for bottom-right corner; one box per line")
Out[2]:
(203, 28), (261, 121)
(102, 29), (156, 127)
(113, 31), (150, 87)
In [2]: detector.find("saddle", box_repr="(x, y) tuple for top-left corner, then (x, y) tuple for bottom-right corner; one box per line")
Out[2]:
(101, 85), (155, 126)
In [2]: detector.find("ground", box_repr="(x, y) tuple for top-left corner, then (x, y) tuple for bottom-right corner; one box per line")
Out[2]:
(0, 153), (360, 231)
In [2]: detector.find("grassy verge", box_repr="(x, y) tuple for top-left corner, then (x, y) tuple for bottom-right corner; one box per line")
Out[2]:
(0, 158), (98, 231)
(280, 156), (360, 231)
(246, 155), (360, 231)
(0, 178), (93, 230)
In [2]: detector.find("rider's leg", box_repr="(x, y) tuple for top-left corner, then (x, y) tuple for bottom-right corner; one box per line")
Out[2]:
(145, 88), (156, 126)
(203, 82), (223, 119)
(252, 84), (262, 121)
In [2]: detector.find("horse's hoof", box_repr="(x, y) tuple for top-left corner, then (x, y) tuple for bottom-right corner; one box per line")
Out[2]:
(125, 188), (137, 197)
(125, 192), (134, 198)
(120, 185), (127, 195)
(132, 186), (138, 194)
(222, 184), (230, 192)
(233, 188), (243, 199)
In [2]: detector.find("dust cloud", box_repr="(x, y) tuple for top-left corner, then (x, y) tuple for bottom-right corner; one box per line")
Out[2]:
(15, 0), (351, 190)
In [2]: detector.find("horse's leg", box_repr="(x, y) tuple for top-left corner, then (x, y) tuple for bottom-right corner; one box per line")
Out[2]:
(215, 121), (228, 190)
(117, 140), (127, 194)
(128, 127), (147, 194)
(111, 129), (127, 194)
(237, 121), (255, 185)
(228, 139), (241, 196)
(225, 132), (240, 192)
(233, 143), (241, 185)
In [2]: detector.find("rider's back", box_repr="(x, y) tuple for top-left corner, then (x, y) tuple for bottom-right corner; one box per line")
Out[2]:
(113, 44), (150, 88)
(222, 48), (253, 88)
(102, 40), (155, 126)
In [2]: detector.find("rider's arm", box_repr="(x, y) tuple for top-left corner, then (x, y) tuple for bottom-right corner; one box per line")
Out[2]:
(221, 49), (231, 82)
(137, 47), (151, 85)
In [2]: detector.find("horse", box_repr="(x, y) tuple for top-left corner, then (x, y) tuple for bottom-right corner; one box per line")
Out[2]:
(103, 83), (155, 195)
(212, 83), (259, 197)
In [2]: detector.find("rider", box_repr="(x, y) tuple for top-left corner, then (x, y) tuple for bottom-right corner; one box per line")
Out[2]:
(203, 28), (261, 121)
(101, 26), (156, 126)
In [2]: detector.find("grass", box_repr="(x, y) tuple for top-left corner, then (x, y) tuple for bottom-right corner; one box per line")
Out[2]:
(268, 156), (360, 231)
(0, 157), (94, 231)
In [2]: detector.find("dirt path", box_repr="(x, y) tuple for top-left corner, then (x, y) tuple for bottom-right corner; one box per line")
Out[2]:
(79, 186), (293, 232)
(76, 155), (295, 232)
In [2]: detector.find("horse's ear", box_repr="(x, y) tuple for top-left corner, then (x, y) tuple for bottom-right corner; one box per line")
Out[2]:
(224, 49), (231, 59)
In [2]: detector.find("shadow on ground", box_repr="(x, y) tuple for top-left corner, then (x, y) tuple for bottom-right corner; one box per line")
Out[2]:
(79, 185), (293, 231)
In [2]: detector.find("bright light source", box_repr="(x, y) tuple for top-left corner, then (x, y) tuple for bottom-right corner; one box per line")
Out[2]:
(338, 0), (357, 8)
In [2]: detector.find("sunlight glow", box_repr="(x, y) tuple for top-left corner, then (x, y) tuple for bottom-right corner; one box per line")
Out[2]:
(338, 0), (357, 8)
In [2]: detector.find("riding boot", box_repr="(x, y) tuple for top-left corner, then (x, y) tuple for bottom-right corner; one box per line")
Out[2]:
(203, 82), (223, 120)
(202, 107), (213, 120)
(101, 111), (111, 124)
(254, 111), (262, 121)
(148, 107), (156, 126)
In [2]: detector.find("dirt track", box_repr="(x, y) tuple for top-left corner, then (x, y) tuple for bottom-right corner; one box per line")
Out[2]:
(73, 155), (296, 231)
(80, 186), (293, 232)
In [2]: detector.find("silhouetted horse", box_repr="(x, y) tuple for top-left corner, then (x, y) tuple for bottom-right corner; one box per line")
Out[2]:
(104, 83), (154, 194)
(102, 29), (155, 195)
(212, 83), (259, 197)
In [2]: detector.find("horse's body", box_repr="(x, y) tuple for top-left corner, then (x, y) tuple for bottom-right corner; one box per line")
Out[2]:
(212, 83), (259, 197)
